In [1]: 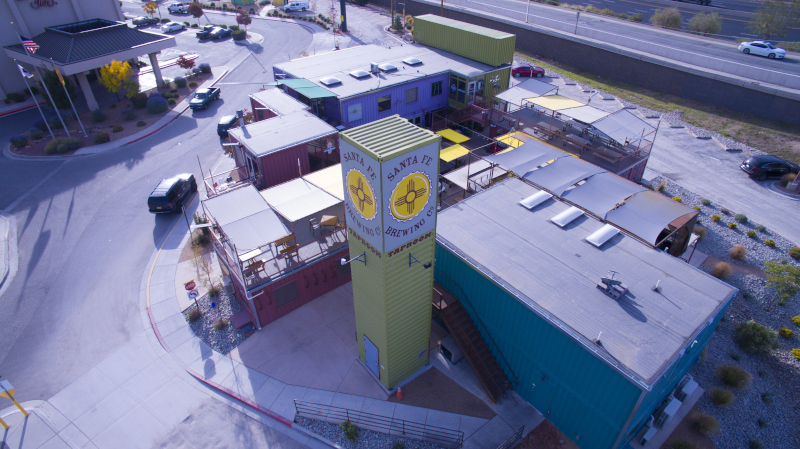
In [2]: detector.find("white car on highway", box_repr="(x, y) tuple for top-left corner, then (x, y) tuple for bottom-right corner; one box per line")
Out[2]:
(161, 21), (186, 33)
(738, 41), (786, 59)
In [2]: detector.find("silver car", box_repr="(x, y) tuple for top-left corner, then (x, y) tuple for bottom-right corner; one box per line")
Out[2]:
(738, 41), (786, 59)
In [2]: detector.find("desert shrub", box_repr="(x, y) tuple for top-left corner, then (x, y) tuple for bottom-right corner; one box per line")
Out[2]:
(7, 92), (26, 102)
(121, 108), (136, 121)
(91, 108), (106, 123)
(93, 132), (110, 144)
(764, 239), (776, 247)
(392, 443), (405, 449)
(756, 224), (767, 232)
(688, 12), (722, 35)
(789, 247), (800, 260)
(340, 420), (359, 442)
(792, 348), (800, 359)
(701, 198), (711, 205)
(692, 206), (701, 210)
(720, 207), (730, 215)
(137, 120), (146, 127)
(761, 392), (773, 403)
(28, 128), (43, 140)
(199, 63), (211, 74)
(131, 92), (148, 109)
(187, 308), (201, 322)
(792, 316), (800, 326)
(711, 215), (721, 222)
(161, 92), (170, 99)
(709, 388), (734, 406)
(161, 18), (170, 23)
(734, 320), (778, 354)
(718, 365), (752, 389)
(628, 13), (644, 22)
(9, 135), (28, 148)
(174, 76), (187, 88)
(232, 29), (247, 40)
(146, 95), (168, 114)
(170, 88), (178, 93)
(672, 196), (682, 202)
(747, 230), (757, 238)
(189, 81), (198, 87)
(749, 440), (763, 449)
(212, 318), (229, 330)
(651, 8), (682, 29)
(728, 222), (737, 229)
(692, 413), (719, 435)
(779, 327), (794, 338)
(168, 98), (176, 105)
(112, 125), (123, 133)
(191, 23), (199, 28)
(693, 226), (706, 240)
(229, 24), (239, 31)
(48, 116), (63, 129)
(33, 118), (48, 132)
(734, 214), (748, 223)
(781, 173), (797, 187)
(711, 262), (732, 279)
(730, 245), (746, 260)
(44, 137), (83, 154)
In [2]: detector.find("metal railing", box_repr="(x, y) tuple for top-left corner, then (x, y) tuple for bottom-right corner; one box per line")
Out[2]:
(496, 426), (525, 449)
(294, 400), (464, 449)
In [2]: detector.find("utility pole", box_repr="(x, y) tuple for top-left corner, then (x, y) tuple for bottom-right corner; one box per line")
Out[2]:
(340, 0), (347, 32)
(391, 0), (394, 29)
(574, 11), (580, 34)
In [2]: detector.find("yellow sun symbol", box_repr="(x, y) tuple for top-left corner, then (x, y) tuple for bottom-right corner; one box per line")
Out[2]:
(389, 172), (431, 222)
(346, 169), (376, 220)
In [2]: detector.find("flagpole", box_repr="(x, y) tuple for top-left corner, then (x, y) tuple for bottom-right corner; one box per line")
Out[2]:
(15, 59), (54, 139)
(12, 23), (71, 137)
(52, 58), (86, 137)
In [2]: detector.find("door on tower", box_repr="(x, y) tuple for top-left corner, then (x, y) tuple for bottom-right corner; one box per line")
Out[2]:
(364, 335), (379, 378)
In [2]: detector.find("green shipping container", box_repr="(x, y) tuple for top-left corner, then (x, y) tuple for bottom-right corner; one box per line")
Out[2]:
(413, 14), (515, 67)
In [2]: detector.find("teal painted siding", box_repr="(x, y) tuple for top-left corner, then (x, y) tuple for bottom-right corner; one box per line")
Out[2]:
(620, 298), (733, 445)
(435, 245), (642, 449)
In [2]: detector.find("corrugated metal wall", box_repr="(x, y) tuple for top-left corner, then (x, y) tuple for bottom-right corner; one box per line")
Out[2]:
(251, 248), (351, 326)
(257, 144), (311, 190)
(340, 74), (450, 127)
(413, 15), (515, 67)
(350, 236), (389, 382)
(435, 245), (642, 449)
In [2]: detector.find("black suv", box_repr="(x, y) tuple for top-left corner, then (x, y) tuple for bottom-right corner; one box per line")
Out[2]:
(217, 115), (238, 137)
(148, 174), (197, 213)
(740, 155), (799, 181)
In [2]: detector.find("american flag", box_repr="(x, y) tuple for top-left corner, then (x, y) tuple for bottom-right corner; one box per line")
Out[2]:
(20, 36), (40, 54)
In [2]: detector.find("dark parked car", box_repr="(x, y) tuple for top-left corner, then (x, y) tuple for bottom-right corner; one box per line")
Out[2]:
(512, 62), (545, 78)
(148, 174), (197, 213)
(132, 16), (159, 27)
(740, 155), (799, 181)
(209, 27), (232, 39)
(217, 114), (239, 137)
(196, 25), (215, 39)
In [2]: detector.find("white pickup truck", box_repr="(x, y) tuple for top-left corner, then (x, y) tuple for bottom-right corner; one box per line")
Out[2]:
(167, 2), (189, 13)
(283, 1), (310, 12)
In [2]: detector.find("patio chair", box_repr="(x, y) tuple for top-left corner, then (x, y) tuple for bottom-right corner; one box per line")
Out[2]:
(309, 217), (321, 236)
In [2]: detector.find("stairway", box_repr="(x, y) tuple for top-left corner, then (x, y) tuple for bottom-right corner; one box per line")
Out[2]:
(433, 282), (510, 403)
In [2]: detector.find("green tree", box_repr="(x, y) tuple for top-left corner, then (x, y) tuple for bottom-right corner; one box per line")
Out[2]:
(38, 70), (76, 110)
(765, 261), (800, 305)
(688, 12), (722, 36)
(188, 3), (203, 24)
(124, 79), (140, 99)
(734, 321), (779, 354)
(650, 8), (682, 30)
(142, 1), (158, 18)
(747, 0), (800, 39)
(99, 60), (133, 100)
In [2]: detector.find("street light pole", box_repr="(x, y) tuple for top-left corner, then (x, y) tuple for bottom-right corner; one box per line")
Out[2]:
(574, 11), (580, 34)
(526, 0), (530, 23)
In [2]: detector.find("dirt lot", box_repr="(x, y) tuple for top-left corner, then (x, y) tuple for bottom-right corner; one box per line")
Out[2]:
(516, 52), (800, 166)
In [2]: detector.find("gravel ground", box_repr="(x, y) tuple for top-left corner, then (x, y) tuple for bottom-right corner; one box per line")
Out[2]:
(182, 290), (250, 354)
(651, 177), (800, 449)
(295, 416), (447, 449)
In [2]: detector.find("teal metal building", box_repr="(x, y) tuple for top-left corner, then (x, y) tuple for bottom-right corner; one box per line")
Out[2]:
(434, 179), (736, 449)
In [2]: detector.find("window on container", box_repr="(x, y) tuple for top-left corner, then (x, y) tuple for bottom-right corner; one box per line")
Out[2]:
(431, 81), (442, 97)
(457, 80), (466, 104)
(405, 87), (418, 104)
(378, 94), (391, 112)
(273, 280), (299, 308)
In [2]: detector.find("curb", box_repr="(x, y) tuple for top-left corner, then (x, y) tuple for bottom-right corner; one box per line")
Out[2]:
(185, 368), (342, 448)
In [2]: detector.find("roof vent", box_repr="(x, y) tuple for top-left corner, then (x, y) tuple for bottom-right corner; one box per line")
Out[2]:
(379, 63), (397, 72)
(402, 57), (422, 66)
(597, 270), (628, 300)
(586, 224), (620, 248)
(350, 70), (371, 79)
(551, 206), (584, 228)
(519, 191), (552, 210)
(319, 76), (341, 86)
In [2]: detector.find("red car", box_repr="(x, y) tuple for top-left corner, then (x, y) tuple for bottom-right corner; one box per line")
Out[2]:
(512, 63), (545, 78)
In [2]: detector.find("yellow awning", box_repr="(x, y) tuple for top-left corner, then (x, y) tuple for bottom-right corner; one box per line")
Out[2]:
(440, 144), (470, 162)
(436, 129), (470, 144)
(302, 164), (345, 200)
(527, 95), (585, 111)
(496, 131), (533, 149)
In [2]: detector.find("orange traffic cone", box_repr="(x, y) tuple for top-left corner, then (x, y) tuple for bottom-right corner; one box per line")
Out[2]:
(397, 387), (403, 400)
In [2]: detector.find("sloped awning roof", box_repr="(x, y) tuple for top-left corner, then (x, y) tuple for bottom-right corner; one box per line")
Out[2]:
(443, 160), (507, 191)
(303, 164), (345, 200)
(557, 105), (611, 124)
(484, 139), (568, 176)
(276, 78), (337, 99)
(527, 95), (585, 111)
(203, 186), (290, 253)
(522, 156), (606, 196)
(437, 129), (470, 144)
(440, 144), (470, 162)
(605, 190), (698, 245)
(592, 109), (655, 145)
(560, 172), (647, 218)
(496, 78), (557, 105)
(260, 178), (341, 222)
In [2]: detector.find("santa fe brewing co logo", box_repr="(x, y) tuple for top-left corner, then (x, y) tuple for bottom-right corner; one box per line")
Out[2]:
(389, 171), (431, 222)
(346, 169), (376, 220)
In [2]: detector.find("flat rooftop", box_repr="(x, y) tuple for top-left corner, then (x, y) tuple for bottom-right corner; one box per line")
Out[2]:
(274, 44), (502, 100)
(436, 178), (736, 385)
(250, 88), (309, 116)
(228, 110), (337, 157)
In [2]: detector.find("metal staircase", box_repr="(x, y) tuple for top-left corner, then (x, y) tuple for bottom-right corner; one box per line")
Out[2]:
(433, 279), (518, 403)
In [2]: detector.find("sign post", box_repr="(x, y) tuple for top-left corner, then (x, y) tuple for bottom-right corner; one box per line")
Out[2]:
(0, 378), (29, 417)
(184, 280), (200, 310)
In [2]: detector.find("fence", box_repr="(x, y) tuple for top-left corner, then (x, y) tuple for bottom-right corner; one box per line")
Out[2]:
(496, 426), (525, 449)
(294, 400), (465, 449)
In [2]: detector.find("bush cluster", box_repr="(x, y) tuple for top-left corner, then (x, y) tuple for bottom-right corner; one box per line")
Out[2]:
(792, 348), (800, 360)
(168, 98), (176, 105)
(692, 412), (719, 435)
(734, 213), (748, 223)
(121, 108), (136, 121)
(747, 230), (757, 238)
(711, 215), (721, 222)
(199, 63), (212, 74)
(48, 116), (63, 129)
(340, 420), (359, 442)
(146, 95), (168, 114)
(720, 208), (730, 215)
(709, 388), (734, 406)
(33, 118), (49, 132)
(692, 206), (701, 211)
(701, 198), (711, 206)
(779, 327), (794, 338)
(728, 222), (737, 229)
(9, 135), (28, 148)
(112, 125), (124, 133)
(711, 261), (732, 279)
(734, 320), (778, 354)
(174, 76), (187, 88)
(764, 239), (776, 247)
(717, 364), (751, 388)
(730, 245), (746, 260)
(756, 224), (767, 232)
(131, 92), (148, 109)
(28, 128), (43, 140)
(92, 109), (106, 123)
(232, 29), (247, 40)
(789, 247), (800, 260)
(137, 120), (146, 127)
(94, 132), (110, 144)
(793, 316), (800, 326)
(189, 81), (198, 87)
(44, 137), (83, 154)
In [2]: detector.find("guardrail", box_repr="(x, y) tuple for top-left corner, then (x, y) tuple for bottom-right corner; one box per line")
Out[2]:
(496, 426), (525, 449)
(294, 400), (465, 449)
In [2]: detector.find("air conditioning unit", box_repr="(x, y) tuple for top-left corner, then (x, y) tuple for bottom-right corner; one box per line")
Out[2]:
(369, 62), (380, 74)
(675, 380), (698, 402)
(640, 425), (658, 446)
(654, 397), (682, 428)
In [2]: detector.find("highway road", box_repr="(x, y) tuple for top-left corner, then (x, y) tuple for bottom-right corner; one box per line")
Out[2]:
(440, 0), (800, 78)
